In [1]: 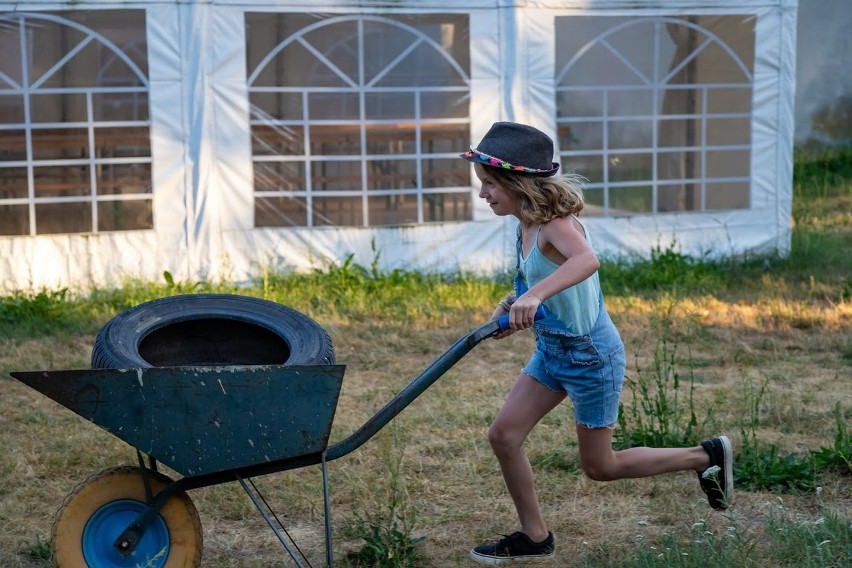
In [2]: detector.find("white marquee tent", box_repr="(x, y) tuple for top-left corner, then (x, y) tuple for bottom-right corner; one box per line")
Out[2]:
(0, 0), (797, 292)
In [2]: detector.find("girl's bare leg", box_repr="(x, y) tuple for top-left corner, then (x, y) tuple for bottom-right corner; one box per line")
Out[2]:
(487, 373), (566, 542)
(575, 425), (711, 481)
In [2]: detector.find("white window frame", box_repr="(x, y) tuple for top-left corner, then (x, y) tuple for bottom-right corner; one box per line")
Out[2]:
(0, 11), (152, 236)
(246, 13), (473, 228)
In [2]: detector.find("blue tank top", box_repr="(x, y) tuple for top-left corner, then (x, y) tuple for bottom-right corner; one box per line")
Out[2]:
(518, 217), (601, 335)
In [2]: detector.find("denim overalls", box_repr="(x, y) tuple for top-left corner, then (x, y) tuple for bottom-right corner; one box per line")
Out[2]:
(513, 235), (626, 429)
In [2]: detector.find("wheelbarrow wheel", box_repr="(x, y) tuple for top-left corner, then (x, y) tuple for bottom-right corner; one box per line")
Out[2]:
(51, 466), (202, 568)
(91, 293), (335, 368)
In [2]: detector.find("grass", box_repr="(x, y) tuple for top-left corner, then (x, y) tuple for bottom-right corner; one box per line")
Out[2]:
(576, 505), (851, 568)
(0, 149), (850, 567)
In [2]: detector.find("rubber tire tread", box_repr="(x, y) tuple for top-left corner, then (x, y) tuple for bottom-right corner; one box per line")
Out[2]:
(91, 294), (335, 369)
(51, 466), (203, 568)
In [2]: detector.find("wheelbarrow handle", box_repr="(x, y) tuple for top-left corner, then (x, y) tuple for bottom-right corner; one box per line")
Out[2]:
(495, 305), (547, 333)
(325, 305), (547, 462)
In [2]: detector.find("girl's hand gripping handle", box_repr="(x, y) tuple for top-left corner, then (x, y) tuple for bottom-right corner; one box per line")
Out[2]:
(495, 305), (547, 333)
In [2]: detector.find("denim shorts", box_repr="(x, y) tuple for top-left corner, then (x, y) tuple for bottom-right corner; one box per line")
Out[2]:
(522, 302), (626, 429)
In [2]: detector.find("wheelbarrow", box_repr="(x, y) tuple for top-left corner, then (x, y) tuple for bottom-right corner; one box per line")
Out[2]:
(11, 294), (538, 567)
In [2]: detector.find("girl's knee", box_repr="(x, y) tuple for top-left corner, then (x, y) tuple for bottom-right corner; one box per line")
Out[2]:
(582, 464), (613, 481)
(576, 424), (619, 481)
(580, 457), (618, 481)
(486, 423), (506, 447)
(487, 423), (521, 453)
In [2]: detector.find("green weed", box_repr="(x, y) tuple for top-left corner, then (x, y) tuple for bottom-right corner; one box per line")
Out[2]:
(19, 535), (51, 561)
(615, 305), (705, 450)
(810, 403), (852, 476)
(600, 243), (726, 296)
(162, 270), (214, 294)
(342, 426), (425, 568)
(736, 443), (816, 493)
(0, 289), (64, 332)
(734, 377), (815, 493)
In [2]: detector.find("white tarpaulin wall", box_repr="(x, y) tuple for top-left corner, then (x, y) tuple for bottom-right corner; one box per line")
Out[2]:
(0, 0), (797, 292)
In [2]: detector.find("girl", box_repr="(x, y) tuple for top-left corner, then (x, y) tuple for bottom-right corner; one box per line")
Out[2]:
(460, 122), (732, 565)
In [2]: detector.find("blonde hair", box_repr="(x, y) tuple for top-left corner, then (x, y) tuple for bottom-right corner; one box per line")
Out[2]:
(485, 166), (587, 225)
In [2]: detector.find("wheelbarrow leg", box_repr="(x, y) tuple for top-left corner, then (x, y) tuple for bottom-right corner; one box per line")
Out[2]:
(236, 450), (335, 567)
(236, 475), (311, 568)
(322, 450), (334, 568)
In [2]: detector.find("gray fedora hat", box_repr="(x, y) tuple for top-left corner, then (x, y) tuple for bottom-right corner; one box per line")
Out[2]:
(460, 122), (560, 177)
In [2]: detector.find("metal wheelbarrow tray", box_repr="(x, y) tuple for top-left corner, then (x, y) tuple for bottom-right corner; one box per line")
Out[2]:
(11, 294), (520, 568)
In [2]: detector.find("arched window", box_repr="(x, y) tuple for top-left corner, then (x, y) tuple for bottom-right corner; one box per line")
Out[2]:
(555, 16), (755, 216)
(0, 11), (151, 236)
(246, 13), (471, 227)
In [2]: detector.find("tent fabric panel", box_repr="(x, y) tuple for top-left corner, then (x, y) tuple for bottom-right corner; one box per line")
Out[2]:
(775, 0), (796, 254)
(0, 231), (173, 290)
(148, 8), (189, 253)
(467, 7), (503, 222)
(223, 217), (515, 279)
(588, 211), (791, 261)
(515, 9), (558, 137)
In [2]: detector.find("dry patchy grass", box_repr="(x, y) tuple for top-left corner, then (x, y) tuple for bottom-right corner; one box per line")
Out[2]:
(1, 295), (850, 567)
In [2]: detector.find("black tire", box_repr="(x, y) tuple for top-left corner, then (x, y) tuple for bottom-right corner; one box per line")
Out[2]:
(91, 294), (334, 369)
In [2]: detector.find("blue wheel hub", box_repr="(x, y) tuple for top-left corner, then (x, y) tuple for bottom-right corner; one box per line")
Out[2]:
(82, 499), (170, 567)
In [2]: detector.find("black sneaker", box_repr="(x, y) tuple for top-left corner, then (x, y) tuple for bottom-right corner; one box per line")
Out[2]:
(698, 435), (734, 510)
(469, 531), (555, 565)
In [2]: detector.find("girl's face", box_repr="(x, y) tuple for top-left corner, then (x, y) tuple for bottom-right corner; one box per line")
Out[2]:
(474, 163), (518, 217)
